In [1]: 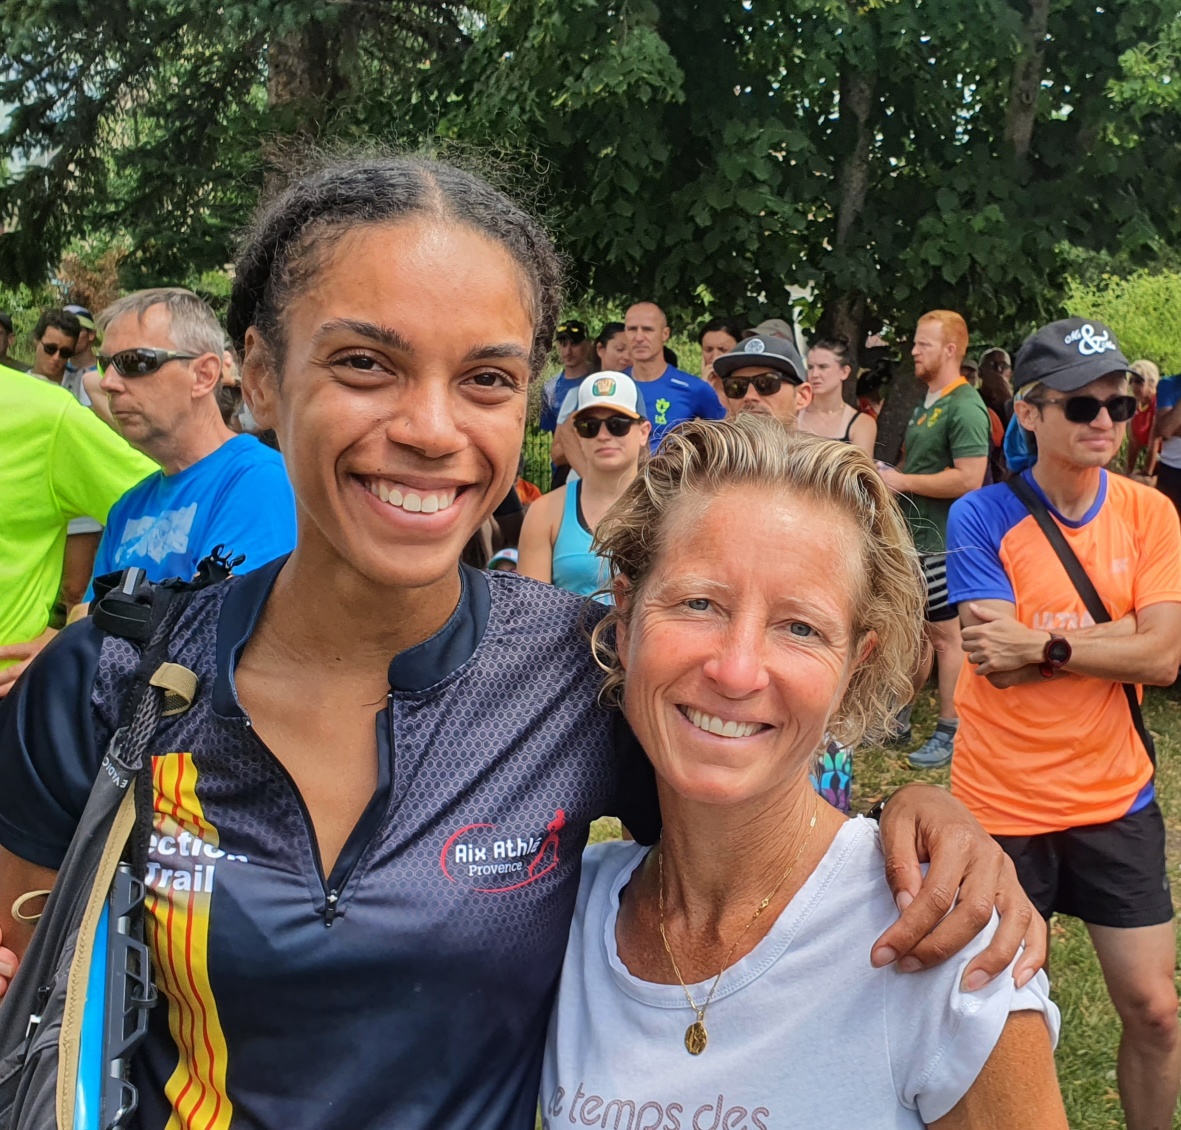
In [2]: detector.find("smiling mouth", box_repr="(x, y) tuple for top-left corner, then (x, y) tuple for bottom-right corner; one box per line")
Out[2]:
(360, 475), (463, 515)
(680, 706), (769, 739)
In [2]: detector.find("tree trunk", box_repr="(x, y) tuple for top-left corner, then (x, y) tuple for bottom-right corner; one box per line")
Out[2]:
(873, 365), (924, 465)
(1003, 0), (1050, 161)
(266, 20), (357, 134)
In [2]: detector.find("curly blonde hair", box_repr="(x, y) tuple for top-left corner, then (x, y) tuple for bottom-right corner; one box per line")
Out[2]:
(590, 415), (924, 747)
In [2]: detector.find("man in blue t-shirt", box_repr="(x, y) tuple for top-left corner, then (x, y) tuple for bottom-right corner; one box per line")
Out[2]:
(623, 301), (725, 449)
(82, 288), (296, 601)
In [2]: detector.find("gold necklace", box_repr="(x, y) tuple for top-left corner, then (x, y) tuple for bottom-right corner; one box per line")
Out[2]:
(657, 795), (818, 1056)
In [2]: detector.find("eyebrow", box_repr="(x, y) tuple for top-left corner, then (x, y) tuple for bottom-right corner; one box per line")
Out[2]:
(313, 319), (414, 352)
(461, 342), (532, 364)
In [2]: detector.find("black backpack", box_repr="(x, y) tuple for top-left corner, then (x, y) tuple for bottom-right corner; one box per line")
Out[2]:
(0, 551), (240, 1130)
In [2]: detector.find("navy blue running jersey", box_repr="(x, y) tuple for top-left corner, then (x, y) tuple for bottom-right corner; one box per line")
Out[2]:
(0, 559), (659, 1130)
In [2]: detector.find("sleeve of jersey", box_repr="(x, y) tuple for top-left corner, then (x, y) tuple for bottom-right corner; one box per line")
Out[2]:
(948, 396), (991, 460)
(1132, 488), (1181, 609)
(698, 381), (727, 420)
(202, 452), (298, 574)
(946, 493), (1016, 604)
(0, 619), (108, 869)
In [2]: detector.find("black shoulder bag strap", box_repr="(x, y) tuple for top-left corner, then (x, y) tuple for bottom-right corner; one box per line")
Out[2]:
(1007, 474), (1156, 766)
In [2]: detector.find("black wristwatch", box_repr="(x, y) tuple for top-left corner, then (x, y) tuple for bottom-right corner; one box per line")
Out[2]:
(868, 793), (892, 823)
(1040, 634), (1072, 679)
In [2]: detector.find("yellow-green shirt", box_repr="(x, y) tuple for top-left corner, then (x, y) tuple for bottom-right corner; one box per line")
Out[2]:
(0, 366), (156, 655)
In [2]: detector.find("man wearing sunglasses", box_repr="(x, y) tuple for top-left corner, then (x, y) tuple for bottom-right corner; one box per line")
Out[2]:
(30, 308), (81, 386)
(78, 288), (296, 606)
(946, 317), (1181, 1130)
(711, 333), (813, 426)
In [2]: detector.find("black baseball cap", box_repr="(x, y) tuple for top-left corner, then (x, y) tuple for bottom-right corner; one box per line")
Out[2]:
(1013, 317), (1135, 394)
(712, 334), (806, 384)
(0, 312), (13, 334)
(555, 319), (589, 343)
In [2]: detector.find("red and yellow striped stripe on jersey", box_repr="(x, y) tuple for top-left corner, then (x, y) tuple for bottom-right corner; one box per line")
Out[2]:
(148, 753), (233, 1130)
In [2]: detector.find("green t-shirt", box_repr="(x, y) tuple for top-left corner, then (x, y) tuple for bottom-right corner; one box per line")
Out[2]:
(0, 366), (157, 653)
(900, 377), (990, 553)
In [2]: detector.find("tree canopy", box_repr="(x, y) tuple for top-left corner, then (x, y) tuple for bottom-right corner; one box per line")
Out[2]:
(3, 0), (1180, 350)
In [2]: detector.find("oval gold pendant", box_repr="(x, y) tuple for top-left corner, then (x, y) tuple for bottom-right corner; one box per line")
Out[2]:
(684, 1020), (708, 1055)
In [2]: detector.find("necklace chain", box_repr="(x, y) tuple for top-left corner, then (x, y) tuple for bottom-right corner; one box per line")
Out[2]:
(657, 794), (819, 1055)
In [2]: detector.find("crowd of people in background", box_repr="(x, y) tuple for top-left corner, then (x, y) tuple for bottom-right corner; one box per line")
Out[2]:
(0, 152), (1177, 1129)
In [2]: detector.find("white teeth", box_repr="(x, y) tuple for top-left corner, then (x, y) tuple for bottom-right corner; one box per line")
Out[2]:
(684, 708), (762, 739)
(366, 479), (455, 515)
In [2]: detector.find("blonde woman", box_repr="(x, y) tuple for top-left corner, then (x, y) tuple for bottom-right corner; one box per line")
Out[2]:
(1127, 359), (1160, 478)
(544, 417), (1064, 1129)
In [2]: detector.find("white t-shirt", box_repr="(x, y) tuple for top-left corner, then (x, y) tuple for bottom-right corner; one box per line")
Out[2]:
(543, 819), (1059, 1129)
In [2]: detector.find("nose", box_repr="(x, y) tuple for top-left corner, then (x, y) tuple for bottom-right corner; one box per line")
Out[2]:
(1092, 405), (1115, 429)
(701, 618), (770, 698)
(98, 366), (124, 394)
(386, 378), (467, 459)
(743, 383), (762, 401)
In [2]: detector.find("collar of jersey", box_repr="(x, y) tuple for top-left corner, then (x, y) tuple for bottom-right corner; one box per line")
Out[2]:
(211, 555), (492, 717)
(1021, 467), (1108, 529)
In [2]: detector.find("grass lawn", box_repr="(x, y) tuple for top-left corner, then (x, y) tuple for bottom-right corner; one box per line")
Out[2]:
(588, 680), (1181, 1128)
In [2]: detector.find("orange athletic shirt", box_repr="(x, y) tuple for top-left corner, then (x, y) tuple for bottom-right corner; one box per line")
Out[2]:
(945, 470), (1181, 835)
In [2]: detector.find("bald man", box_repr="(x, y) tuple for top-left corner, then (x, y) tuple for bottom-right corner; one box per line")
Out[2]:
(624, 301), (725, 449)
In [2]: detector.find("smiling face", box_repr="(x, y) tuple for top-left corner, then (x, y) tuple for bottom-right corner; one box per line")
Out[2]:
(1015, 372), (1130, 471)
(242, 218), (534, 592)
(616, 487), (863, 807)
(806, 347), (850, 399)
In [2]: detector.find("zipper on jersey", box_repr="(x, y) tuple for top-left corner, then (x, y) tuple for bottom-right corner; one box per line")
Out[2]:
(238, 695), (395, 926)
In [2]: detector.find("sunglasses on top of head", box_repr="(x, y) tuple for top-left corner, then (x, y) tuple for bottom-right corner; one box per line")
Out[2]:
(1032, 393), (1137, 424)
(573, 415), (637, 439)
(39, 342), (75, 359)
(721, 371), (790, 400)
(96, 348), (200, 378)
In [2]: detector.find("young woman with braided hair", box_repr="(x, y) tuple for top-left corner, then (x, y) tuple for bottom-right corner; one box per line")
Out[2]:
(0, 154), (1042, 1130)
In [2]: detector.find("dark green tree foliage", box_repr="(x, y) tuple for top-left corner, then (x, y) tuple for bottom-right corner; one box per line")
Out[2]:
(0, 0), (471, 287)
(2, 0), (1179, 359)
(446, 0), (1181, 350)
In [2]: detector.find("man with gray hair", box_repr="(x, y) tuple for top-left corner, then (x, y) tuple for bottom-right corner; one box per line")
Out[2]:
(83, 287), (296, 598)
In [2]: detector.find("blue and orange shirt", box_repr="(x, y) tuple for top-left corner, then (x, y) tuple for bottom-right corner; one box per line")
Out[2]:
(946, 470), (1181, 836)
(0, 559), (658, 1130)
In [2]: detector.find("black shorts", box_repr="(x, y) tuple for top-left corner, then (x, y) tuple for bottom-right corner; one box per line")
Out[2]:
(920, 553), (958, 622)
(994, 799), (1174, 928)
(1157, 462), (1181, 519)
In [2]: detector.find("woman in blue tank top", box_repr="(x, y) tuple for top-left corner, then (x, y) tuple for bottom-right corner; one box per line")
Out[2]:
(519, 372), (650, 602)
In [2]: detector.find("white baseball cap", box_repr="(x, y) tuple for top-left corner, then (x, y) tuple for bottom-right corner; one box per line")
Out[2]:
(572, 371), (646, 420)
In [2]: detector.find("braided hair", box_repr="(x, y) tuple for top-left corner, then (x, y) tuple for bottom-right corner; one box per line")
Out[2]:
(227, 155), (564, 376)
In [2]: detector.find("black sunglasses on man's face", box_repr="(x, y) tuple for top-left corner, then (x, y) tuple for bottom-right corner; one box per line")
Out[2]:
(721, 371), (789, 400)
(39, 342), (75, 360)
(96, 348), (200, 378)
(1033, 393), (1137, 425)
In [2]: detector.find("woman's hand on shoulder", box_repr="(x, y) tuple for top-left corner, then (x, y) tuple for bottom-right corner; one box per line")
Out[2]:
(870, 784), (1045, 989)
